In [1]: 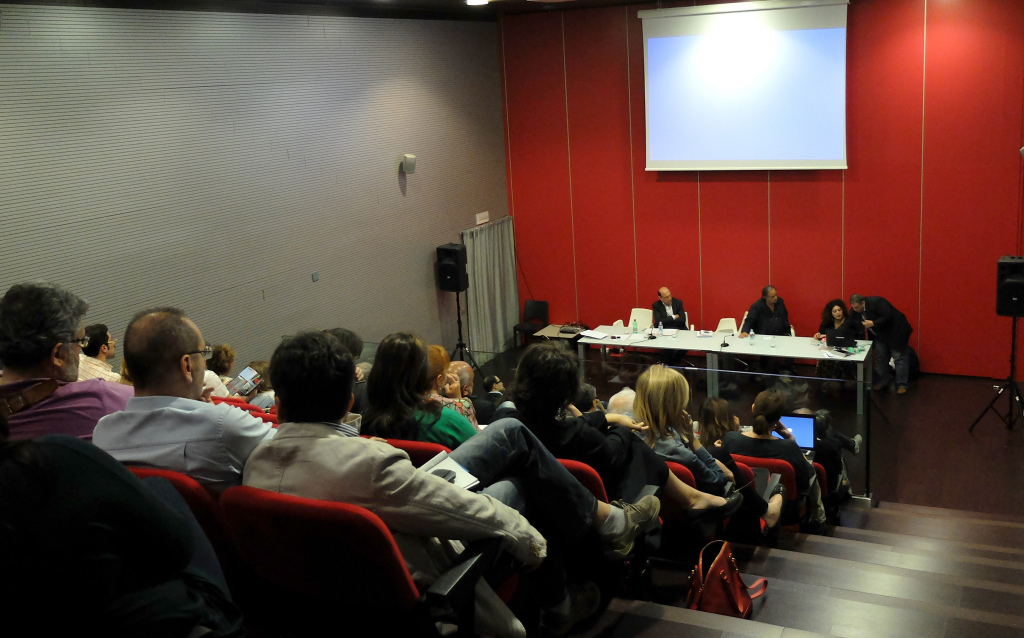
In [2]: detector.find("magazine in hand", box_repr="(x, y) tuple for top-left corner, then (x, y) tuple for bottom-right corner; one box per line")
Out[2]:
(420, 451), (480, 490)
(226, 366), (261, 396)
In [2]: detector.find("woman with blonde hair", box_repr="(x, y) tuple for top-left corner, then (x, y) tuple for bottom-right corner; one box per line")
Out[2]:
(636, 368), (785, 541)
(634, 365), (731, 495)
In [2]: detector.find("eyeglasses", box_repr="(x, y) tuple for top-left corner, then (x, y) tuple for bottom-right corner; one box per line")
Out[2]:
(65, 336), (90, 348)
(186, 346), (214, 360)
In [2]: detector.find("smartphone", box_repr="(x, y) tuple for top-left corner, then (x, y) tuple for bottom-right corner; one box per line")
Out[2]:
(226, 366), (261, 396)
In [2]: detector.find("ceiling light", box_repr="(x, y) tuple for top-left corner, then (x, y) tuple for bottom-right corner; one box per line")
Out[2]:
(466, 0), (488, 5)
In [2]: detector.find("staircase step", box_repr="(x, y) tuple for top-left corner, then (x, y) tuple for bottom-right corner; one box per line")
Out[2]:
(839, 506), (1024, 550)
(876, 501), (1024, 526)
(579, 597), (834, 638)
(732, 545), (1024, 621)
(773, 532), (1024, 587)
(829, 525), (1024, 562)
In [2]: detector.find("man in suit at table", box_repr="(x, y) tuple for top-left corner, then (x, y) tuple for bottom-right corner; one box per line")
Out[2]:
(652, 288), (688, 330)
(849, 294), (913, 395)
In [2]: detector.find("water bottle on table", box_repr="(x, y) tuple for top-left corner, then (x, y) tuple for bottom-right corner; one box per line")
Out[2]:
(658, 321), (664, 337)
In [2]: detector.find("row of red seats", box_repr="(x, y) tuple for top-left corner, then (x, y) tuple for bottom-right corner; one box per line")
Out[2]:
(126, 438), (827, 634)
(211, 395), (278, 425)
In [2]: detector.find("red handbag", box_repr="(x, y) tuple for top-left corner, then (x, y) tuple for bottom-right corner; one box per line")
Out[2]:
(686, 540), (767, 618)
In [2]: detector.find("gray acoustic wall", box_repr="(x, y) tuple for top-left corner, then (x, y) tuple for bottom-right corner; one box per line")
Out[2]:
(0, 3), (509, 368)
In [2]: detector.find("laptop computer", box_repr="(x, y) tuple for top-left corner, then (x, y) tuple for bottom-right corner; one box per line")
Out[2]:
(777, 413), (816, 451)
(826, 328), (855, 349)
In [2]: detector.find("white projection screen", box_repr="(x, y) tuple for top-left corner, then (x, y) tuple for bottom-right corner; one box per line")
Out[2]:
(639, 0), (848, 171)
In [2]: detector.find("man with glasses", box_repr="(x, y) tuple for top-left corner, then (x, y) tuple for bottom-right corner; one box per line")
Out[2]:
(0, 283), (134, 440)
(93, 308), (274, 493)
(78, 323), (122, 383)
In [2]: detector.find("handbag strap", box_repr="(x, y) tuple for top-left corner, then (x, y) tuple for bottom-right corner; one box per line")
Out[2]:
(746, 577), (768, 600)
(0, 379), (59, 418)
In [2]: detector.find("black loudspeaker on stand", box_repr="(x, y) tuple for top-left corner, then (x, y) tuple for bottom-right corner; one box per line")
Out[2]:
(969, 256), (1024, 432)
(436, 244), (479, 372)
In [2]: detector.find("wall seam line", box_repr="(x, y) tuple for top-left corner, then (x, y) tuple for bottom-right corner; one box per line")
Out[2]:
(917, 0), (928, 352)
(698, 172), (704, 329)
(767, 171), (772, 285)
(561, 13), (580, 322)
(625, 5), (639, 309)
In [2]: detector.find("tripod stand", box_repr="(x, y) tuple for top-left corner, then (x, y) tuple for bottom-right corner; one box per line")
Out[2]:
(449, 290), (480, 374)
(969, 316), (1024, 432)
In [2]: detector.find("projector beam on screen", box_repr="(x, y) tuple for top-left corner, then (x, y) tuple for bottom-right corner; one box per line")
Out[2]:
(639, 0), (849, 172)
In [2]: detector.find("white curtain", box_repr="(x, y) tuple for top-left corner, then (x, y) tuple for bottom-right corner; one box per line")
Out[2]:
(462, 216), (519, 365)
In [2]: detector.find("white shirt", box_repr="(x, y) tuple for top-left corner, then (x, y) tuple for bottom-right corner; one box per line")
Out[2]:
(93, 395), (275, 493)
(662, 302), (675, 317)
(203, 369), (230, 398)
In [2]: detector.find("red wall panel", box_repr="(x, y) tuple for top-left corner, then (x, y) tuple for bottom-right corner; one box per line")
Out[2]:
(769, 171), (845, 338)
(920, 0), (1024, 378)
(628, 3), (704, 328)
(500, 13), (577, 323)
(502, 0), (1024, 377)
(699, 173), (770, 329)
(843, 0), (925, 352)
(564, 7), (638, 326)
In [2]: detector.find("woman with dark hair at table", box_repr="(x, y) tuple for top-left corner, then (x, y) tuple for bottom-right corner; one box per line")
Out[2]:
(493, 342), (742, 521)
(812, 299), (859, 383)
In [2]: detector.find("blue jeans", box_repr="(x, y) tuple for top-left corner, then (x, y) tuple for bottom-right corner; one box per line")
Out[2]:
(873, 340), (909, 389)
(450, 418), (598, 543)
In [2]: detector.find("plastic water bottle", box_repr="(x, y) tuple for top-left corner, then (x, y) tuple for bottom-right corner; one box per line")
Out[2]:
(749, 330), (755, 345)
(658, 321), (664, 337)
(632, 319), (638, 334)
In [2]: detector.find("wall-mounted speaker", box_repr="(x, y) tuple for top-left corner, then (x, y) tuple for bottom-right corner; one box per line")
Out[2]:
(997, 256), (1024, 317)
(436, 243), (468, 292)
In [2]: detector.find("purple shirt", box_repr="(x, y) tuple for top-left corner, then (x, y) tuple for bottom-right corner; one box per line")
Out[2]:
(1, 378), (134, 441)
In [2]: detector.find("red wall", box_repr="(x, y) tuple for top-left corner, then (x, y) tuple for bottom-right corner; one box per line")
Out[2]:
(501, 0), (1024, 379)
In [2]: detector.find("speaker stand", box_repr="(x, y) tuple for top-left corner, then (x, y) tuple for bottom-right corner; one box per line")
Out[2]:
(969, 316), (1024, 432)
(450, 290), (480, 374)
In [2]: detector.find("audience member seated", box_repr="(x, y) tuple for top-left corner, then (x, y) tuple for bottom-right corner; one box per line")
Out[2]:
(719, 389), (826, 532)
(697, 397), (785, 542)
(449, 360), (483, 425)
(77, 323), (122, 383)
(93, 308), (274, 494)
(363, 333), (477, 448)
(244, 331), (661, 637)
(430, 345), (478, 426)
(493, 342), (741, 520)
(473, 374), (505, 426)
(606, 387), (636, 418)
(812, 408), (860, 497)
(0, 414), (244, 636)
(634, 365), (731, 495)
(245, 360), (274, 410)
(0, 283), (133, 440)
(207, 344), (235, 383)
(326, 327), (367, 413)
(572, 382), (602, 414)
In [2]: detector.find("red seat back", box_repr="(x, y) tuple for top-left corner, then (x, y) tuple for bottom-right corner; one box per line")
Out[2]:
(729, 455), (799, 501)
(733, 462), (755, 489)
(126, 466), (228, 558)
(558, 459), (609, 502)
(665, 461), (696, 488)
(220, 486), (420, 610)
(385, 438), (451, 468)
(813, 462), (828, 498)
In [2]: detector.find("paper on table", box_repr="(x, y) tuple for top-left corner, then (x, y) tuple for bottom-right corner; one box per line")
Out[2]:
(579, 329), (608, 339)
(698, 330), (715, 338)
(662, 329), (679, 336)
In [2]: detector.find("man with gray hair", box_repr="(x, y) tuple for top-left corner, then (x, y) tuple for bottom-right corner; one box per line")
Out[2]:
(0, 283), (133, 439)
(607, 387), (636, 419)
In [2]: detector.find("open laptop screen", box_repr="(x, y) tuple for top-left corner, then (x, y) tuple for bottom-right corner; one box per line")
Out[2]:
(778, 414), (815, 450)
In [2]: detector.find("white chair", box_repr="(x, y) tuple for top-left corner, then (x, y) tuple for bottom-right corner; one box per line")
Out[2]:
(684, 311), (695, 331)
(612, 319), (624, 328)
(739, 311), (748, 333)
(715, 318), (737, 333)
(627, 308), (653, 331)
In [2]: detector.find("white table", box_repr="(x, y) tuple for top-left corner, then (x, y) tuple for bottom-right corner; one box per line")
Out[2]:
(577, 328), (873, 414)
